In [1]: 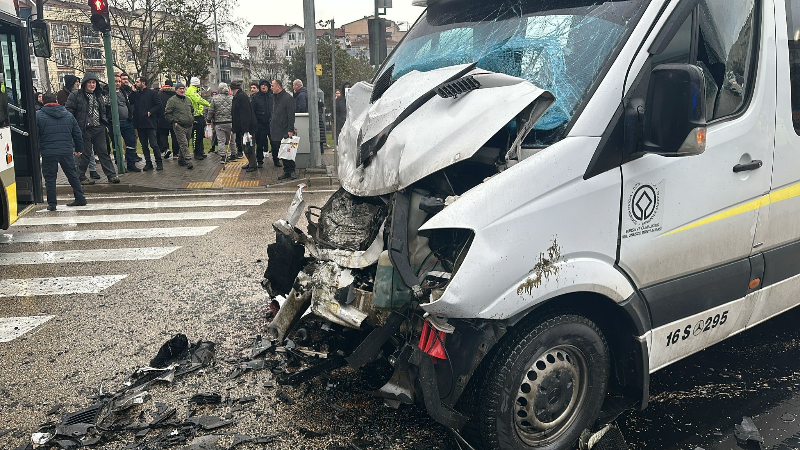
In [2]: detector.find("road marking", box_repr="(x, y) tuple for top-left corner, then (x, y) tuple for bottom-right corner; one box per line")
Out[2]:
(36, 199), (267, 212)
(13, 211), (246, 226)
(0, 316), (54, 342)
(0, 226), (218, 244)
(0, 247), (180, 265)
(0, 275), (128, 297)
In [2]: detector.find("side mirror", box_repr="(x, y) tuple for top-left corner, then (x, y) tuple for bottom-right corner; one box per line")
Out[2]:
(643, 63), (707, 156)
(30, 20), (52, 59)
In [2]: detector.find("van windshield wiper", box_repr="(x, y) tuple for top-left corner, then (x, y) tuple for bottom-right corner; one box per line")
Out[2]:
(357, 63), (478, 168)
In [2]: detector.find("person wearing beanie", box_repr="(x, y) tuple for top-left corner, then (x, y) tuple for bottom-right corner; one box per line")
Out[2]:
(207, 82), (234, 163)
(186, 76), (210, 159)
(164, 82), (195, 169)
(57, 74), (80, 106)
(251, 79), (274, 167)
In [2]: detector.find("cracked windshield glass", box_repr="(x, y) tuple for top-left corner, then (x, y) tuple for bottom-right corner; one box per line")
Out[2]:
(381, 0), (649, 145)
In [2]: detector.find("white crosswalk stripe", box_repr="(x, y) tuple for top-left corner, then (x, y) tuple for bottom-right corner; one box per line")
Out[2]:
(35, 198), (267, 212)
(0, 226), (218, 244)
(0, 247), (181, 265)
(13, 211), (246, 226)
(0, 316), (54, 342)
(0, 275), (128, 297)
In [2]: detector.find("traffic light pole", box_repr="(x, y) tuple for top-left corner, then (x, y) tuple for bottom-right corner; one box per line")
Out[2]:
(374, 0), (380, 71)
(103, 31), (124, 174)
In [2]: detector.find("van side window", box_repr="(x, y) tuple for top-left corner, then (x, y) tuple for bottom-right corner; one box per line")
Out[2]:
(652, 14), (692, 67)
(785, 0), (800, 133)
(697, 0), (757, 120)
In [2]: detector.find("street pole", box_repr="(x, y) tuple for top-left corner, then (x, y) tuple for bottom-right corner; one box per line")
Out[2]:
(213, 0), (222, 85)
(374, 0), (380, 71)
(331, 18), (337, 176)
(303, 0), (322, 168)
(103, 31), (124, 174)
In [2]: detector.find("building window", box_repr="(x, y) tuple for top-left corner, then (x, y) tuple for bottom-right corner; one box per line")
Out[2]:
(249, 46), (256, 55)
(288, 32), (296, 41)
(300, 34), (305, 41)
(285, 48), (293, 57)
(51, 24), (70, 44)
(55, 47), (73, 67)
(221, 70), (231, 83)
(83, 47), (103, 67)
(260, 32), (266, 40)
(81, 25), (101, 45)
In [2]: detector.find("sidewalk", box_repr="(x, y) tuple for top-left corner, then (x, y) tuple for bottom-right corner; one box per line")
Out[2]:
(54, 150), (339, 194)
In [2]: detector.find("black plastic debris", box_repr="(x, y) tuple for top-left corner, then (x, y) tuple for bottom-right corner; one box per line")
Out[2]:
(298, 426), (328, 438)
(188, 393), (222, 405)
(264, 233), (309, 296)
(185, 434), (223, 450)
(185, 416), (234, 431)
(275, 389), (296, 405)
(251, 335), (273, 359)
(734, 416), (764, 446)
(149, 334), (189, 368)
(230, 433), (283, 447)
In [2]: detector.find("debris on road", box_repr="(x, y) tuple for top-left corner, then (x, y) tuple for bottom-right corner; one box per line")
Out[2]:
(734, 416), (764, 447)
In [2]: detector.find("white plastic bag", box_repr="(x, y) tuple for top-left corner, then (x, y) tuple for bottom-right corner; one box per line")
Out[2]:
(204, 124), (212, 139)
(278, 135), (300, 161)
(242, 132), (253, 146)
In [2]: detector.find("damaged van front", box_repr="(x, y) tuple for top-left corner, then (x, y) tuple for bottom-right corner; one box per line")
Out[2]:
(264, 0), (673, 448)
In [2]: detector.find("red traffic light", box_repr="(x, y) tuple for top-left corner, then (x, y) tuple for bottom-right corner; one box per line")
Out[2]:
(91, 0), (107, 11)
(89, 0), (110, 32)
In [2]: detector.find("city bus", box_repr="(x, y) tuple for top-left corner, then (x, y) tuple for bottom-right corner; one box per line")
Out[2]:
(0, 0), (42, 229)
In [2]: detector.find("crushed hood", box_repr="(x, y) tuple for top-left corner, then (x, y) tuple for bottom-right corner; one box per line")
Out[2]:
(338, 64), (555, 197)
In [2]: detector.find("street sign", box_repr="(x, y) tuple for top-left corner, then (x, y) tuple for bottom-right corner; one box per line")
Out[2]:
(378, 0), (392, 7)
(316, 64), (322, 76)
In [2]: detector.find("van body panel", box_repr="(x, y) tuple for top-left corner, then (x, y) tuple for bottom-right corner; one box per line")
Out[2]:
(419, 137), (630, 319)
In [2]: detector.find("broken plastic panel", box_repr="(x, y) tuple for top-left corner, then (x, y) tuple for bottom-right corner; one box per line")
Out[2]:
(378, 0), (647, 144)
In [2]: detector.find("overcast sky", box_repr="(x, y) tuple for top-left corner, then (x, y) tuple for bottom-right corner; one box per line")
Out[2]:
(227, 0), (424, 52)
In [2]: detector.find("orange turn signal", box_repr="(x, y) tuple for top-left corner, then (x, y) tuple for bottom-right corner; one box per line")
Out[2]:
(5, 154), (10, 164)
(696, 127), (707, 146)
(749, 278), (761, 289)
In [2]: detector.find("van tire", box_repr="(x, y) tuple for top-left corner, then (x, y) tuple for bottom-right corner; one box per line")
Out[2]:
(463, 313), (609, 450)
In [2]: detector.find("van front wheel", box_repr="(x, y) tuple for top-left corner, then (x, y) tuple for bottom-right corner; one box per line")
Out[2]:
(469, 314), (609, 450)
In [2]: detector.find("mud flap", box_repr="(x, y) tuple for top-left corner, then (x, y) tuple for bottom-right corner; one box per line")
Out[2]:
(407, 345), (468, 429)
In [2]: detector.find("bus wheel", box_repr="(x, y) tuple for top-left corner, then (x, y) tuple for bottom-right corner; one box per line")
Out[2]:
(469, 314), (609, 450)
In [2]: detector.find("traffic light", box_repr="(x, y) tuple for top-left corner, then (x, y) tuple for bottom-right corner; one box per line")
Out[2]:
(89, 0), (111, 33)
(368, 18), (389, 65)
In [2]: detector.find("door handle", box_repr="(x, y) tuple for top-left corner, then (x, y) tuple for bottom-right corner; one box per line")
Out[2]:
(733, 160), (763, 173)
(9, 126), (28, 136)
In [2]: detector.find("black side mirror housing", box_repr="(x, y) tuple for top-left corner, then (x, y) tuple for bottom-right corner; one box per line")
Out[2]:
(643, 63), (707, 156)
(30, 19), (51, 59)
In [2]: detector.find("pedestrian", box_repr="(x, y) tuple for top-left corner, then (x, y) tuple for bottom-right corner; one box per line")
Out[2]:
(335, 81), (350, 139)
(114, 74), (140, 172)
(293, 79), (308, 113)
(57, 74), (80, 106)
(35, 92), (43, 111)
(118, 72), (142, 163)
(37, 93), (87, 211)
(209, 90), (219, 152)
(187, 77), (210, 160)
(231, 80), (258, 172)
(157, 79), (179, 160)
(251, 79), (273, 168)
(65, 72), (120, 184)
(164, 82), (195, 170)
(132, 76), (163, 171)
(207, 82), (233, 163)
(317, 87), (326, 154)
(271, 79), (296, 180)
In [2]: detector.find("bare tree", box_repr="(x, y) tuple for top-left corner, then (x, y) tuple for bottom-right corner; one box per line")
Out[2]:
(248, 42), (285, 81)
(108, 0), (172, 83)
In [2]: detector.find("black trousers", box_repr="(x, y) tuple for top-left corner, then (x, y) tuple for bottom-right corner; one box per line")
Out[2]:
(256, 124), (270, 163)
(79, 126), (117, 177)
(137, 128), (162, 164)
(192, 115), (205, 155)
(272, 139), (295, 174)
(157, 128), (179, 157)
(42, 154), (85, 206)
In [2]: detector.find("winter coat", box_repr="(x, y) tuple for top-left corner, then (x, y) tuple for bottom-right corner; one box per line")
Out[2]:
(207, 92), (233, 124)
(65, 73), (108, 132)
(294, 87), (308, 113)
(232, 90), (256, 135)
(271, 89), (295, 139)
(251, 90), (272, 125)
(57, 74), (79, 106)
(35, 101), (43, 112)
(186, 85), (209, 116)
(157, 86), (176, 129)
(164, 94), (194, 128)
(114, 89), (130, 122)
(131, 87), (161, 129)
(36, 104), (83, 157)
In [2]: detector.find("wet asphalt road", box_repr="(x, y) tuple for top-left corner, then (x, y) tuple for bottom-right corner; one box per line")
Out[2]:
(3, 189), (800, 449)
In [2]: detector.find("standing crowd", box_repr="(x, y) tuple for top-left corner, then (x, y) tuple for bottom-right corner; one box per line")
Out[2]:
(37, 73), (329, 210)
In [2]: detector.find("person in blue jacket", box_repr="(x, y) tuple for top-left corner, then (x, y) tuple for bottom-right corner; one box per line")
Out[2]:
(37, 92), (87, 211)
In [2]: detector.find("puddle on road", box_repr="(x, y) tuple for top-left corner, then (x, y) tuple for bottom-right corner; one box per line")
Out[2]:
(620, 307), (800, 449)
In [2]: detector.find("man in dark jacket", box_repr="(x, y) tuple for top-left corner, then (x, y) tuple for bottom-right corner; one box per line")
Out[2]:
(37, 93), (86, 210)
(293, 79), (308, 113)
(271, 79), (296, 180)
(65, 73), (120, 184)
(231, 80), (258, 172)
(157, 80), (178, 160)
(251, 79), (273, 167)
(132, 76), (163, 171)
(57, 74), (80, 106)
(113, 74), (140, 172)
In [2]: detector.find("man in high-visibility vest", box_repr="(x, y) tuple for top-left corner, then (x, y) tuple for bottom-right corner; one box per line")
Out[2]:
(187, 77), (210, 160)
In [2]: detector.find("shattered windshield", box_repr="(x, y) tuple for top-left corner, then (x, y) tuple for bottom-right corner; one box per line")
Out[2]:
(381, 0), (649, 145)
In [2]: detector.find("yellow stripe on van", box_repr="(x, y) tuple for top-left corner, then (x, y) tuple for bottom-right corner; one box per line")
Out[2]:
(663, 181), (800, 237)
(6, 181), (17, 225)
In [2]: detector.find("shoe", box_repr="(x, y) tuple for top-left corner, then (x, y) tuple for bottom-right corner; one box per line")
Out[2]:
(163, 150), (172, 159)
(227, 156), (238, 163)
(220, 159), (226, 164)
(136, 155), (143, 162)
(236, 153), (243, 159)
(246, 166), (257, 173)
(80, 177), (95, 186)
(209, 149), (217, 154)
(290, 171), (297, 180)
(127, 165), (142, 173)
(156, 162), (163, 171)
(194, 154), (205, 160)
(277, 172), (291, 180)
(143, 162), (154, 171)
(241, 165), (251, 170)
(90, 171), (101, 179)
(257, 161), (264, 168)
(108, 176), (120, 184)
(187, 163), (194, 170)
(273, 160), (282, 167)
(67, 200), (87, 207)
(178, 159), (186, 166)
(47, 204), (56, 211)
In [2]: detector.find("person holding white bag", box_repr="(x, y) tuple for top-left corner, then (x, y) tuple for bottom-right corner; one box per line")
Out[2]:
(231, 80), (259, 173)
(270, 79), (297, 180)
